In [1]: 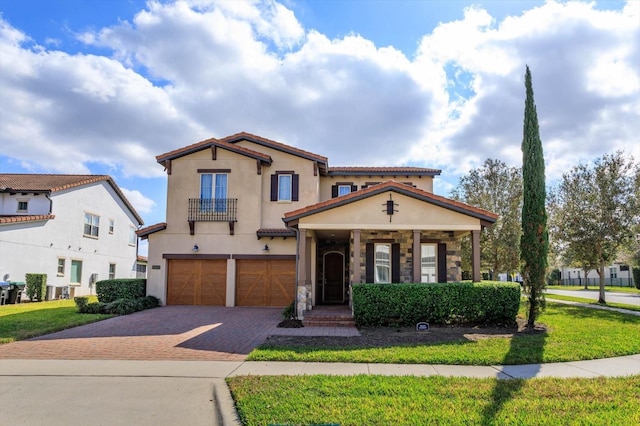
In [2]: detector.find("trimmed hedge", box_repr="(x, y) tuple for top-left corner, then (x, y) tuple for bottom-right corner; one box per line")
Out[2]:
(25, 273), (47, 301)
(74, 295), (160, 315)
(96, 279), (146, 303)
(633, 267), (640, 290)
(352, 282), (521, 327)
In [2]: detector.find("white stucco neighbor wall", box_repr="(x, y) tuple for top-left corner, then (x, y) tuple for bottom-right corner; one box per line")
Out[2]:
(0, 181), (141, 298)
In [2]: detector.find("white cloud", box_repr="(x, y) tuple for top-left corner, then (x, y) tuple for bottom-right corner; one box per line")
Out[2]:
(120, 187), (156, 214)
(0, 0), (637, 199)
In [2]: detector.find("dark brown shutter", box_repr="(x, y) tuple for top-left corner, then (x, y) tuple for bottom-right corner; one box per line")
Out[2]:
(437, 243), (447, 283)
(331, 185), (338, 198)
(365, 243), (374, 283)
(351, 185), (358, 192)
(270, 174), (277, 201)
(392, 243), (400, 283)
(292, 174), (299, 201)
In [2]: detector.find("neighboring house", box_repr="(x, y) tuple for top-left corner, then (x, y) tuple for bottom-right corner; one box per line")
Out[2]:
(136, 255), (148, 279)
(0, 174), (144, 299)
(138, 132), (498, 318)
(559, 264), (634, 287)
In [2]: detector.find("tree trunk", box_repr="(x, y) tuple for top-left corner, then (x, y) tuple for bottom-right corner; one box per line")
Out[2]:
(598, 263), (606, 304)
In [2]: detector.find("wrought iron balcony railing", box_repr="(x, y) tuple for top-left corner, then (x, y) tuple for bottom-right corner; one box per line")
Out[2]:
(188, 198), (237, 222)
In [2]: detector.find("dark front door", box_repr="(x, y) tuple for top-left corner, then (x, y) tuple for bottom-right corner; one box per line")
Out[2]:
(323, 252), (344, 303)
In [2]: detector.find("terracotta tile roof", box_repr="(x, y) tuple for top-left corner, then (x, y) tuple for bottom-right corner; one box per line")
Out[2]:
(0, 174), (143, 225)
(221, 132), (329, 172)
(0, 214), (55, 224)
(328, 166), (441, 176)
(256, 228), (296, 238)
(136, 255), (148, 262)
(156, 137), (273, 165)
(283, 180), (498, 223)
(136, 222), (167, 239)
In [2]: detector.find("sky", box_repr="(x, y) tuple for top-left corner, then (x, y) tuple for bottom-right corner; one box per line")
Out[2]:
(1, 0), (638, 256)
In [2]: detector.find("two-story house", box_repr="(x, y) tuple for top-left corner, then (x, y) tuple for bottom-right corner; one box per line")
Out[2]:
(0, 174), (144, 300)
(138, 133), (498, 318)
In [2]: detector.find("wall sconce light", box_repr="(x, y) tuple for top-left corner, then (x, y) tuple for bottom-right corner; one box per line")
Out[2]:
(192, 244), (199, 252)
(78, 247), (81, 251)
(68, 245), (72, 249)
(263, 244), (270, 251)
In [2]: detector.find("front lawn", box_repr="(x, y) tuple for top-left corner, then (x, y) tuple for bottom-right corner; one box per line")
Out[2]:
(228, 375), (640, 426)
(249, 302), (640, 365)
(0, 298), (113, 344)
(544, 294), (640, 313)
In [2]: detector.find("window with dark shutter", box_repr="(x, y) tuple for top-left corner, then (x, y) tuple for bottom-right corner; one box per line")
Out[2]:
(392, 243), (400, 283)
(437, 243), (447, 283)
(365, 243), (374, 283)
(331, 185), (338, 198)
(292, 174), (299, 201)
(270, 174), (278, 201)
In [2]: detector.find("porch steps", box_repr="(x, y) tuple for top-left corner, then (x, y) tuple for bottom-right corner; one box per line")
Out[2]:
(302, 306), (355, 327)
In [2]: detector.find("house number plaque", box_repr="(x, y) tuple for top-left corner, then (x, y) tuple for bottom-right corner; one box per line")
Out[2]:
(416, 322), (429, 331)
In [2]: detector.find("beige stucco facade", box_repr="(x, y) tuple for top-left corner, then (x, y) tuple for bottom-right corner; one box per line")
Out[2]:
(139, 133), (497, 314)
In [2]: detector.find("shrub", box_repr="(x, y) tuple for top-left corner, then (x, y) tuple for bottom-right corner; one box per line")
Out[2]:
(74, 297), (89, 312)
(282, 300), (295, 319)
(633, 267), (640, 290)
(96, 279), (146, 303)
(25, 273), (47, 301)
(351, 282), (520, 327)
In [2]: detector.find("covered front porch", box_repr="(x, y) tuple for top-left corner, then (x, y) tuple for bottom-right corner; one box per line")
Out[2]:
(283, 181), (497, 319)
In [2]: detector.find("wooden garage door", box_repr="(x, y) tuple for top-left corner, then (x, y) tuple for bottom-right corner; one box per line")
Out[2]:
(236, 259), (296, 307)
(167, 259), (226, 306)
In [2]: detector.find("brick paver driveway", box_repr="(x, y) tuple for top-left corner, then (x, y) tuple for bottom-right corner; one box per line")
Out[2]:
(0, 306), (283, 361)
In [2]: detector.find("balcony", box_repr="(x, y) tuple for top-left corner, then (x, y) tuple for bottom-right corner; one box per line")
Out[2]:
(188, 198), (237, 235)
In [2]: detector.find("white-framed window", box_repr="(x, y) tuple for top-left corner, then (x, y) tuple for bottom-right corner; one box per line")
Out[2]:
(421, 244), (437, 283)
(109, 219), (115, 234)
(57, 258), (66, 276)
(108, 263), (116, 280)
(129, 227), (137, 246)
(278, 174), (292, 202)
(338, 185), (352, 196)
(200, 173), (228, 211)
(375, 243), (391, 283)
(610, 267), (617, 279)
(17, 200), (29, 212)
(83, 213), (100, 237)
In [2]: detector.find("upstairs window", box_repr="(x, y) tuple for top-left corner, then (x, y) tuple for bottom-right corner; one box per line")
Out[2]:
(200, 173), (228, 211)
(332, 183), (358, 198)
(109, 219), (115, 234)
(271, 172), (299, 202)
(129, 227), (137, 246)
(84, 213), (100, 237)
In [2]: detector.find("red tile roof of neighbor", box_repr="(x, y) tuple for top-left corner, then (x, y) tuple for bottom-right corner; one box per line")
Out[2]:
(0, 214), (55, 224)
(0, 174), (143, 225)
(136, 222), (167, 239)
(283, 180), (499, 223)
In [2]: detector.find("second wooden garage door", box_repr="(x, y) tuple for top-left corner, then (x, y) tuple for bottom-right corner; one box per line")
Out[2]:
(167, 259), (226, 306)
(236, 259), (295, 307)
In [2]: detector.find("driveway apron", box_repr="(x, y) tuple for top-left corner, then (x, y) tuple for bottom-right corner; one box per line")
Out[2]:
(0, 306), (283, 361)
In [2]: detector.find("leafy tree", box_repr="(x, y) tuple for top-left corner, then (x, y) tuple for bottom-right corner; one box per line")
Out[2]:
(451, 159), (522, 279)
(548, 151), (638, 302)
(520, 66), (549, 329)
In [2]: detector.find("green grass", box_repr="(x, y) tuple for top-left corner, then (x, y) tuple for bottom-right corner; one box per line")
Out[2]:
(228, 375), (640, 426)
(544, 293), (640, 313)
(0, 298), (113, 344)
(546, 285), (639, 293)
(249, 302), (640, 365)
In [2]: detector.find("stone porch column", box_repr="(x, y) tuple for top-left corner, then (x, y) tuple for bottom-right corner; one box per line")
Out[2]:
(352, 229), (361, 284)
(297, 228), (308, 319)
(413, 229), (421, 282)
(471, 229), (481, 282)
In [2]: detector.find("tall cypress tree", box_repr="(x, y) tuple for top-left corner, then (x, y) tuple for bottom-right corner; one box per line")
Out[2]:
(521, 65), (548, 329)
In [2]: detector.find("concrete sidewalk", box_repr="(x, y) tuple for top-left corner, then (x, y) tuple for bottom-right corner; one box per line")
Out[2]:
(2, 356), (639, 426)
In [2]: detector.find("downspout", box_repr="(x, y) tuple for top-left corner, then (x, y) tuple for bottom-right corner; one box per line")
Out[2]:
(45, 192), (53, 214)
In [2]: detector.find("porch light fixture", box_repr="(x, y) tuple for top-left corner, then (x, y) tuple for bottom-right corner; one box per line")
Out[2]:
(263, 244), (270, 251)
(192, 244), (199, 252)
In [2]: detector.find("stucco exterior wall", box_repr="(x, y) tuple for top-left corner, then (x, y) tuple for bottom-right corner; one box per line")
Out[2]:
(0, 182), (140, 298)
(319, 175), (434, 201)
